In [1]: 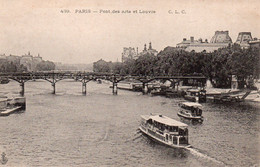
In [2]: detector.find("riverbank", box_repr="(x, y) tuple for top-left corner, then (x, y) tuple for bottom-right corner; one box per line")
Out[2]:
(112, 81), (259, 103)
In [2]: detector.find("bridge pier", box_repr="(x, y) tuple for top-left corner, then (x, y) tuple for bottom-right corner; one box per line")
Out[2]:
(82, 82), (87, 95)
(20, 82), (25, 96)
(112, 82), (118, 95)
(52, 82), (56, 94)
(142, 83), (148, 95)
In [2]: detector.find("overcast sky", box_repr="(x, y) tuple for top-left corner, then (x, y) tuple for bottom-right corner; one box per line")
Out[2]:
(0, 0), (259, 64)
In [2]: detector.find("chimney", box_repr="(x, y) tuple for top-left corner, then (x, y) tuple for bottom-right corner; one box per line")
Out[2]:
(149, 42), (152, 50)
(190, 36), (194, 43)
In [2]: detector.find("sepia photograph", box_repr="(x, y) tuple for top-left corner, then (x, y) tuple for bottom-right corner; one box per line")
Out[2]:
(0, 0), (259, 166)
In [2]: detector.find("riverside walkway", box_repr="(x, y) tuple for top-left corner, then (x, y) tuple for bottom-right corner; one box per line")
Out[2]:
(0, 71), (206, 96)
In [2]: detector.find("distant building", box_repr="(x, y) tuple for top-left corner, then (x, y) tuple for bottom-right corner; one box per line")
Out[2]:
(0, 52), (53, 72)
(121, 42), (158, 62)
(93, 59), (112, 72)
(6, 55), (20, 64)
(139, 42), (158, 56)
(33, 54), (43, 63)
(20, 52), (33, 71)
(0, 54), (7, 60)
(32, 54), (43, 70)
(235, 32), (253, 49)
(210, 31), (232, 43)
(176, 31), (232, 52)
(233, 32), (260, 50)
(249, 39), (260, 49)
(121, 47), (137, 62)
(19, 52), (43, 71)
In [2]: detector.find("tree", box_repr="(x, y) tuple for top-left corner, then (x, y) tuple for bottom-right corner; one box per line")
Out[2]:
(35, 61), (55, 71)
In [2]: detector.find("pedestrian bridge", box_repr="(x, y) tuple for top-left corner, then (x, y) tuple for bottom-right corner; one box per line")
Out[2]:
(0, 71), (206, 96)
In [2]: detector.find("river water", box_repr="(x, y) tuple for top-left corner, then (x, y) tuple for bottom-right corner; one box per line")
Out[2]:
(0, 80), (259, 167)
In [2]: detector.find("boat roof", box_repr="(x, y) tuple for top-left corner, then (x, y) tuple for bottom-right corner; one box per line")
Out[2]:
(141, 114), (188, 127)
(0, 98), (7, 102)
(187, 88), (200, 92)
(181, 102), (202, 107)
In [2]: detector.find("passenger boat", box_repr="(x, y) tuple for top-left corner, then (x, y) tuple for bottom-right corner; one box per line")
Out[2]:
(139, 114), (191, 148)
(150, 85), (167, 96)
(177, 102), (203, 122)
(184, 88), (206, 103)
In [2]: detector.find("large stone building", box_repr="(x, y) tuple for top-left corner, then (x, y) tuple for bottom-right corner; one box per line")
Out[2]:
(249, 39), (260, 49)
(177, 30), (260, 52)
(235, 32), (253, 49)
(121, 42), (158, 62)
(20, 52), (43, 71)
(210, 31), (233, 43)
(176, 31), (232, 52)
(234, 32), (260, 50)
(0, 54), (20, 65)
(121, 47), (138, 62)
(0, 52), (43, 71)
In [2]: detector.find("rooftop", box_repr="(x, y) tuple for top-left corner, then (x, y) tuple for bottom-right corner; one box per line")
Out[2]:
(181, 102), (202, 107)
(249, 40), (260, 44)
(141, 114), (188, 127)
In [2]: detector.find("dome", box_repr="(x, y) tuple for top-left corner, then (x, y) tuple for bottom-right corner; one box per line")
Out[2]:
(210, 31), (232, 43)
(235, 32), (252, 44)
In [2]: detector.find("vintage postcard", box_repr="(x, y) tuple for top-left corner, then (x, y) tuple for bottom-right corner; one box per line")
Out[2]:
(0, 0), (259, 166)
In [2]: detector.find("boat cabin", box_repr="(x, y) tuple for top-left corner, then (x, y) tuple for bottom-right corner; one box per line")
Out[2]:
(185, 88), (206, 103)
(140, 114), (189, 146)
(180, 102), (202, 116)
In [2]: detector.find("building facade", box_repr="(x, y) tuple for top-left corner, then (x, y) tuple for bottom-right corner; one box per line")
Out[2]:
(20, 52), (43, 71)
(121, 47), (138, 62)
(121, 42), (158, 62)
(249, 39), (260, 49)
(235, 32), (253, 49)
(0, 52), (43, 71)
(176, 31), (232, 52)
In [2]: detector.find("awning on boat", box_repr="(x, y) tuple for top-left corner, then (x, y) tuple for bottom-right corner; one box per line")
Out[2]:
(141, 115), (150, 120)
(149, 115), (188, 127)
(0, 98), (7, 102)
(187, 88), (200, 92)
(181, 102), (202, 108)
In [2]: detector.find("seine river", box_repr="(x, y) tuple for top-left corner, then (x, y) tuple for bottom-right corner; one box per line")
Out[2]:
(0, 80), (259, 167)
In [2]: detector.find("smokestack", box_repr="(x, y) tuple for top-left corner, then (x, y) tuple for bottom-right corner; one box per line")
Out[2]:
(190, 36), (194, 43)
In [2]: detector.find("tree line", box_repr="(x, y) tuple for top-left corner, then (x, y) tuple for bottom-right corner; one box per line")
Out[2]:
(93, 44), (259, 89)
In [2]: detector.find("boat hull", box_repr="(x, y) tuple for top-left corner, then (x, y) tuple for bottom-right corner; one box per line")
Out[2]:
(177, 112), (203, 122)
(0, 106), (22, 116)
(139, 126), (190, 149)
